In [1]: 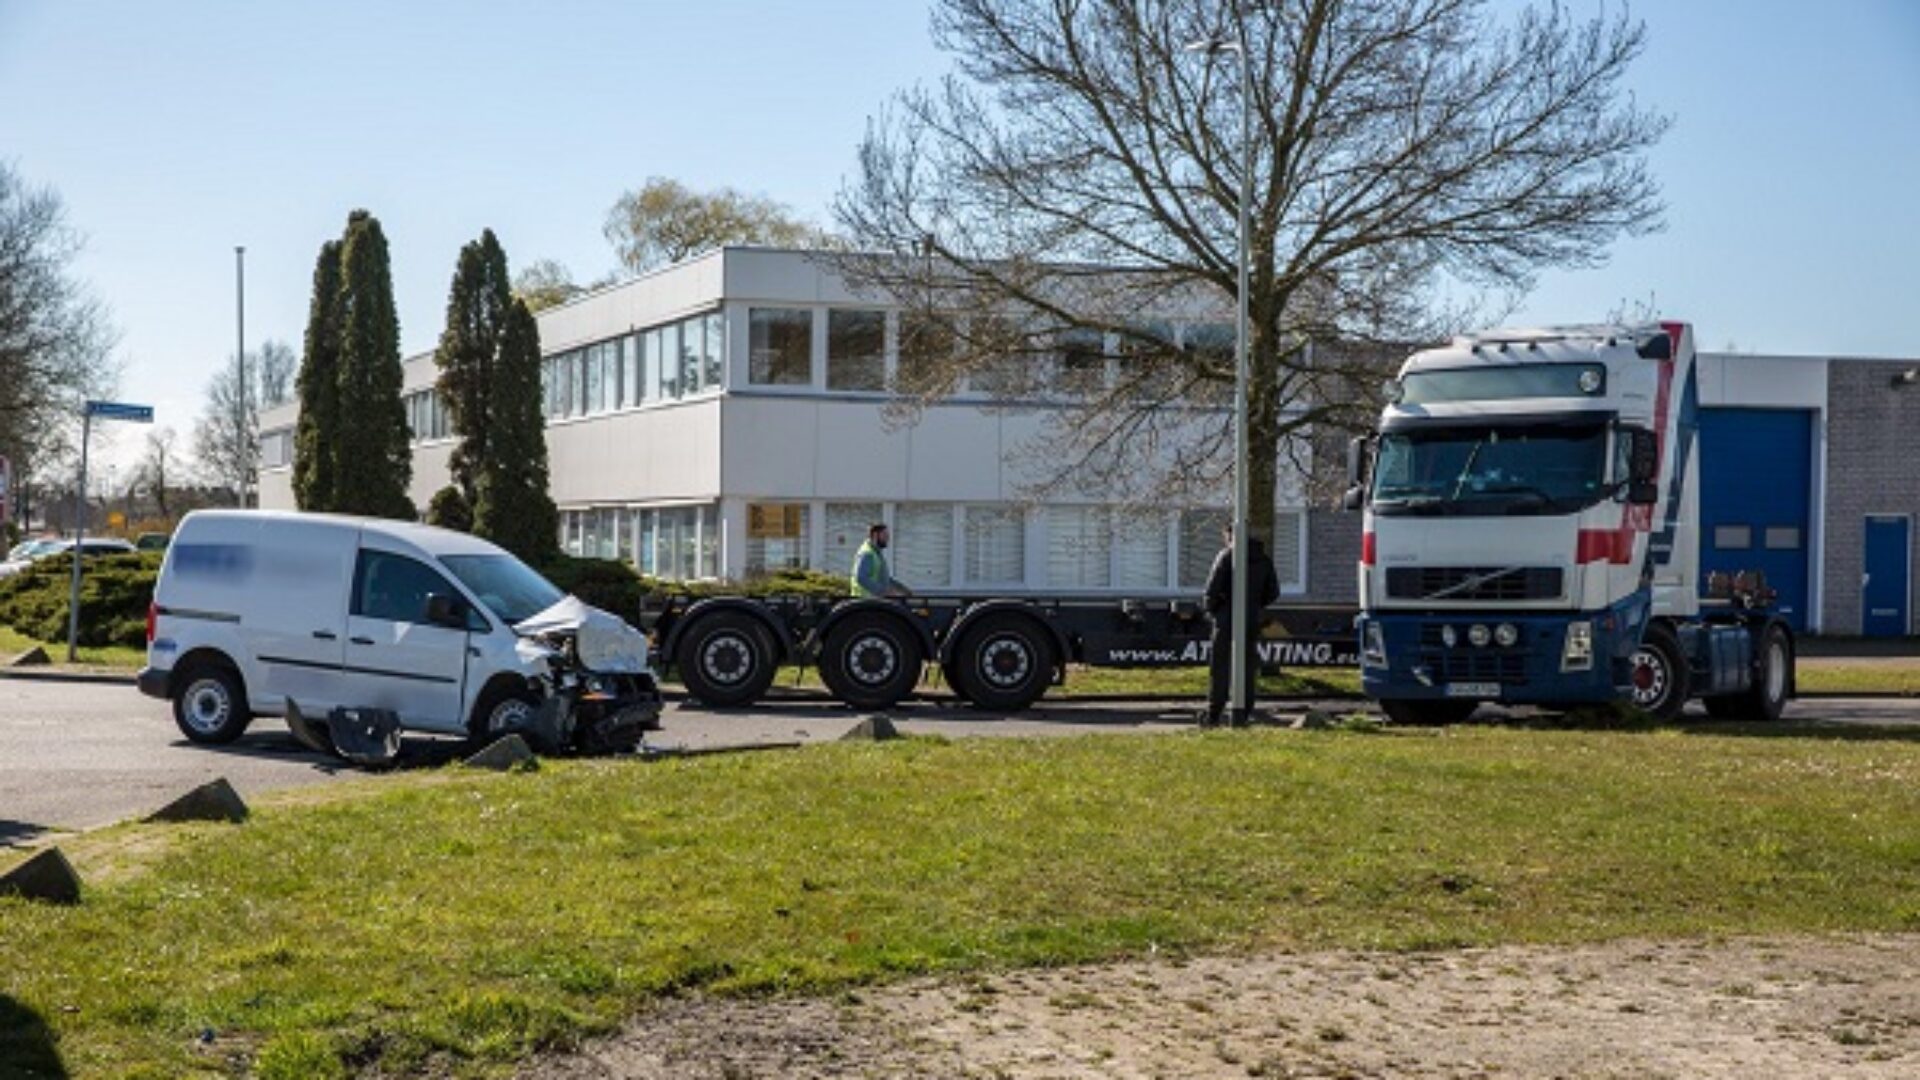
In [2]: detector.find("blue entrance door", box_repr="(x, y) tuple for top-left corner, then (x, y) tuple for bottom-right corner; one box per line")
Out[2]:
(1698, 409), (1813, 631)
(1863, 516), (1910, 637)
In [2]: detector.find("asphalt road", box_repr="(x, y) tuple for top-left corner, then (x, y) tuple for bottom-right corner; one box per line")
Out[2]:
(3, 676), (1918, 844)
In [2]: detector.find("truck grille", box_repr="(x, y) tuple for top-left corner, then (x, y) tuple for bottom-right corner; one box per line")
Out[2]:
(1387, 566), (1563, 602)
(1428, 651), (1528, 683)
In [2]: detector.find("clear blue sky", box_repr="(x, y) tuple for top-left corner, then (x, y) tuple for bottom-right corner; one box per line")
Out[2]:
(1, 1), (1916, 472)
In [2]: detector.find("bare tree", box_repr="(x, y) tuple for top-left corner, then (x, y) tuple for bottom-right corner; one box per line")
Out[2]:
(606, 177), (821, 274)
(136, 427), (178, 521)
(193, 339), (291, 504)
(0, 163), (118, 498)
(833, 0), (1666, 541)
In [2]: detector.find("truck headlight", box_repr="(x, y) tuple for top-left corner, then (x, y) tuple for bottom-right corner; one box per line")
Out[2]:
(1362, 622), (1388, 669)
(1562, 620), (1594, 672)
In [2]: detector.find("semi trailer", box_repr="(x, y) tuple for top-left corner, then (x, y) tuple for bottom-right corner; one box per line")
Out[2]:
(1345, 321), (1794, 725)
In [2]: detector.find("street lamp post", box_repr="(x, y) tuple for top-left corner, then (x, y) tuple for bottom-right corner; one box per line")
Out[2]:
(1186, 29), (1256, 723)
(235, 245), (247, 508)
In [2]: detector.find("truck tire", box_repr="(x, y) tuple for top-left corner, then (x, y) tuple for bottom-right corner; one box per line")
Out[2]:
(1704, 623), (1791, 723)
(1379, 700), (1479, 726)
(172, 662), (252, 744)
(676, 611), (778, 707)
(952, 612), (1054, 711)
(1629, 622), (1690, 722)
(819, 610), (923, 710)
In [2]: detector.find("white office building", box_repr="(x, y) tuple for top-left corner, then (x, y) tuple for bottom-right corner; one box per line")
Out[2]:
(257, 247), (1310, 597)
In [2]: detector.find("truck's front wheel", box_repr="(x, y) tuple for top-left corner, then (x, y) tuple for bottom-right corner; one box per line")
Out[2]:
(1629, 622), (1691, 722)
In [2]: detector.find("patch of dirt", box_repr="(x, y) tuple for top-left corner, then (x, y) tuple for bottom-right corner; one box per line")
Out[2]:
(523, 935), (1920, 1078)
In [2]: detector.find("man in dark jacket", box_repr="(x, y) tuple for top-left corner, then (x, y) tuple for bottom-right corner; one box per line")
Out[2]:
(1203, 523), (1281, 727)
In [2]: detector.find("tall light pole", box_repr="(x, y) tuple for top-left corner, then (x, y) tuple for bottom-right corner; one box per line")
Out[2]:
(1186, 27), (1256, 723)
(235, 245), (247, 508)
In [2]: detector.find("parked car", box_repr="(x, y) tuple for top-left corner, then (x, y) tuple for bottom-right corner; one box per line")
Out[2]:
(0, 537), (136, 579)
(135, 532), (171, 552)
(139, 510), (661, 761)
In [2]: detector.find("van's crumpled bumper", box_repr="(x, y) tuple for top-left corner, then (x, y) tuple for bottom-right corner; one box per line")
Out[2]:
(136, 666), (172, 700)
(508, 676), (664, 755)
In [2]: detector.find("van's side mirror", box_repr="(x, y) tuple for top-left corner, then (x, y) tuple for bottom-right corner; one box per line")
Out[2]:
(424, 593), (465, 629)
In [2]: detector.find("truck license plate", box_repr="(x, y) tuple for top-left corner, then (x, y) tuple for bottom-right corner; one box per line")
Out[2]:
(1445, 682), (1499, 698)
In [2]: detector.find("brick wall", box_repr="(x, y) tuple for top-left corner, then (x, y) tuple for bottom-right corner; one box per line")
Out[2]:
(1822, 360), (1920, 635)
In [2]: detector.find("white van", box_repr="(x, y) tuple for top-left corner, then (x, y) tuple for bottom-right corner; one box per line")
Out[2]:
(139, 510), (661, 756)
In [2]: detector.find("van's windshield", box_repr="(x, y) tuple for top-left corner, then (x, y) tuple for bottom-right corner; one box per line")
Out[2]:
(440, 554), (567, 625)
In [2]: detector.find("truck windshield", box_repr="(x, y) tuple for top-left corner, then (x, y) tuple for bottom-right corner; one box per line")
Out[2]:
(1371, 422), (1610, 516)
(439, 554), (567, 625)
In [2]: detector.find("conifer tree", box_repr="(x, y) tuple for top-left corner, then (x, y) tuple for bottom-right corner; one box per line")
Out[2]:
(434, 229), (512, 504)
(473, 298), (559, 562)
(331, 210), (414, 518)
(292, 240), (343, 509)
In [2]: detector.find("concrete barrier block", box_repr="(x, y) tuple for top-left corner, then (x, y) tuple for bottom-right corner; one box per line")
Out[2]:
(0, 848), (81, 905)
(464, 734), (538, 771)
(145, 777), (249, 824)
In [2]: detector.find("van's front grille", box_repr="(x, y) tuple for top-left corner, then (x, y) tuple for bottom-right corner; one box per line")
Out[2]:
(1387, 566), (1563, 602)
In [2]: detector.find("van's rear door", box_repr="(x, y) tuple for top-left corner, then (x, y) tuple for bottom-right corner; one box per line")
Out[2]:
(250, 518), (354, 714)
(342, 542), (471, 733)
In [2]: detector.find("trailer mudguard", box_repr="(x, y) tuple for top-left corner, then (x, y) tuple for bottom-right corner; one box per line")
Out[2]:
(938, 599), (1072, 669)
(813, 597), (938, 660)
(661, 597), (798, 664)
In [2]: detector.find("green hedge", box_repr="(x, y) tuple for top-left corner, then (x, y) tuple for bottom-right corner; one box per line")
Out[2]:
(0, 552), (163, 648)
(0, 550), (848, 647)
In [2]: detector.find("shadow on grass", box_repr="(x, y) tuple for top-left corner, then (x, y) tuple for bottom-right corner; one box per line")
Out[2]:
(0, 995), (66, 1078)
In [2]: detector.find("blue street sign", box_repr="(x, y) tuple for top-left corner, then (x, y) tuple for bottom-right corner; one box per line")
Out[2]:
(84, 400), (154, 423)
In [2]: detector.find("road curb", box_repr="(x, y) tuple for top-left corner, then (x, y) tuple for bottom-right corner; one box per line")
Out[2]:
(0, 668), (138, 687)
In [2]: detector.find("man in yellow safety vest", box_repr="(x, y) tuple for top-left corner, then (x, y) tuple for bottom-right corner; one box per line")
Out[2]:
(850, 523), (911, 598)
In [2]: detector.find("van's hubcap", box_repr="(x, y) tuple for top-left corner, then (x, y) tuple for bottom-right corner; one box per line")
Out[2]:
(183, 679), (231, 734)
(488, 698), (536, 733)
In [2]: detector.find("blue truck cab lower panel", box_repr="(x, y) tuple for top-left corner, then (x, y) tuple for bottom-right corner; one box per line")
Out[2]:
(1359, 594), (1651, 706)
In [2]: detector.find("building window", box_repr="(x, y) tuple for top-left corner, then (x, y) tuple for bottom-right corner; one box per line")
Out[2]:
(1054, 327), (1108, 397)
(895, 504), (953, 588)
(585, 343), (607, 414)
(1714, 525), (1753, 550)
(702, 311), (725, 389)
(659, 323), (683, 399)
(556, 350), (576, 417)
(1178, 509), (1228, 590)
(1114, 511), (1170, 589)
(679, 316), (705, 396)
(634, 505), (716, 580)
(750, 307), (813, 386)
(745, 502), (809, 575)
(259, 428), (292, 468)
(1116, 321), (1177, 401)
(827, 309), (886, 392)
(963, 505), (1025, 586)
(1048, 506), (1113, 588)
(897, 311), (955, 391)
(825, 503), (883, 582)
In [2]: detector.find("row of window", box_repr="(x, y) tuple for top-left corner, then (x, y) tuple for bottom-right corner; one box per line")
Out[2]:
(561, 500), (1302, 592)
(745, 306), (1236, 399)
(404, 389), (450, 443)
(260, 428), (292, 468)
(543, 311), (725, 421)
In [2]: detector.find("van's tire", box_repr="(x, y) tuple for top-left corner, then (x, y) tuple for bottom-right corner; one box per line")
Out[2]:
(675, 611), (778, 707)
(819, 610), (923, 710)
(951, 612), (1053, 711)
(1629, 622), (1691, 722)
(1379, 699), (1479, 726)
(1704, 623), (1792, 723)
(172, 663), (251, 744)
(468, 682), (541, 750)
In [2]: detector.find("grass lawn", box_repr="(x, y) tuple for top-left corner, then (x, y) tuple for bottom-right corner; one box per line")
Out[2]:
(5, 725), (1920, 1077)
(0, 625), (147, 670)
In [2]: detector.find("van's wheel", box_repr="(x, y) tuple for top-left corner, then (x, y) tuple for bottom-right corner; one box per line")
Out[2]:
(819, 611), (922, 710)
(952, 612), (1053, 711)
(1705, 623), (1792, 722)
(468, 683), (541, 750)
(1630, 622), (1691, 722)
(172, 663), (251, 744)
(1379, 700), (1479, 726)
(676, 612), (777, 707)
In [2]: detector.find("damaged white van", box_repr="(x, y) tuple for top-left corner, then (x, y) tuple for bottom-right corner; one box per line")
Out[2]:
(138, 510), (662, 760)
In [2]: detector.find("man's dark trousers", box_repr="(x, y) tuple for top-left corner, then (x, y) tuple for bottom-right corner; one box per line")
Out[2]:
(1207, 619), (1260, 726)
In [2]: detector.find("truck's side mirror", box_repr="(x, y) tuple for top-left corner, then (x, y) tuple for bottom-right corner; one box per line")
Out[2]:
(1626, 428), (1659, 505)
(424, 593), (465, 629)
(1342, 486), (1366, 512)
(1342, 436), (1370, 512)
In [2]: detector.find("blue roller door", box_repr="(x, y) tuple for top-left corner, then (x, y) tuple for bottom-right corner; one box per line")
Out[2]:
(1698, 409), (1813, 631)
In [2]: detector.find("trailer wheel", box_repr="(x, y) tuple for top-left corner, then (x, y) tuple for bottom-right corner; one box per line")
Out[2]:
(172, 661), (252, 744)
(676, 611), (778, 707)
(1379, 700), (1479, 727)
(1704, 623), (1791, 723)
(1629, 622), (1690, 722)
(953, 612), (1054, 711)
(819, 610), (922, 710)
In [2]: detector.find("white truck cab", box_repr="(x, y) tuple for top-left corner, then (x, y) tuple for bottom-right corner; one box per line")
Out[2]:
(1347, 322), (1793, 724)
(139, 510), (661, 756)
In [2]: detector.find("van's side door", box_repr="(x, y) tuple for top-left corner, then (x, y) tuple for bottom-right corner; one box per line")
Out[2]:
(343, 548), (475, 733)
